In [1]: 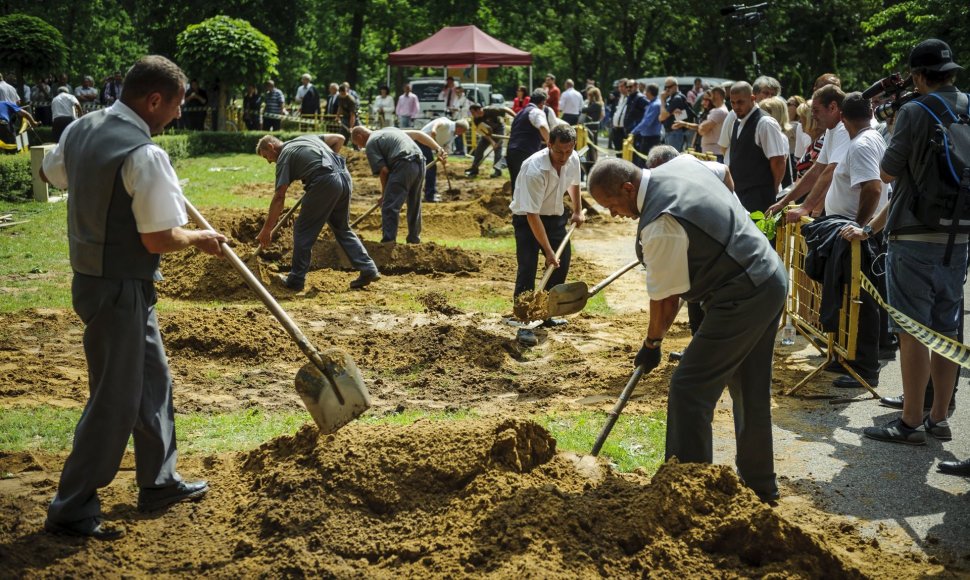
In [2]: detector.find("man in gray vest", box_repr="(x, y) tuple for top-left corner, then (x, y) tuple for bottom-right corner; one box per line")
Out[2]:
(39, 55), (225, 540)
(256, 134), (380, 291)
(725, 81), (789, 213)
(588, 156), (788, 503)
(351, 125), (443, 244)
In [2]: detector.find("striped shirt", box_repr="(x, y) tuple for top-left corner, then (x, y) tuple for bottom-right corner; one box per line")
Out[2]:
(263, 88), (285, 115)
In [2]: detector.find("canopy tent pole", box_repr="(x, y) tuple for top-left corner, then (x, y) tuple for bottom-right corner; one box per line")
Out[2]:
(386, 65), (391, 89)
(472, 64), (478, 103)
(529, 66), (533, 92)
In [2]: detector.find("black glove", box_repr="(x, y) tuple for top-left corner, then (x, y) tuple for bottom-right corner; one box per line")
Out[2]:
(634, 342), (662, 372)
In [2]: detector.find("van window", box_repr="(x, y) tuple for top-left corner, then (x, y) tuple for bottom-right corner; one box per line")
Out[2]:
(412, 82), (444, 103)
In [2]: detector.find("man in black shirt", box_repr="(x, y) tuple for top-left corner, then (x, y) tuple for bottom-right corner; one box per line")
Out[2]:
(465, 103), (515, 177)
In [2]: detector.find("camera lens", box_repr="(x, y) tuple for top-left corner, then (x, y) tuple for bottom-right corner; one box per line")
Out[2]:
(874, 102), (895, 123)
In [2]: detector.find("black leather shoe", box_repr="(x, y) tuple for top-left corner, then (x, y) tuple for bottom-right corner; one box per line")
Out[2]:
(490, 169), (503, 178)
(349, 271), (381, 289)
(880, 393), (956, 412)
(138, 480), (209, 513)
(823, 360), (844, 373)
(45, 517), (125, 540)
(541, 318), (568, 328)
(516, 328), (538, 347)
(833, 374), (878, 389)
(276, 274), (304, 292)
(668, 351), (684, 362)
(938, 458), (970, 476)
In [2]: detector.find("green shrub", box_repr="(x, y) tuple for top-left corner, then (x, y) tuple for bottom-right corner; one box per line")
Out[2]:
(183, 131), (304, 155)
(154, 134), (190, 162)
(0, 154), (32, 201)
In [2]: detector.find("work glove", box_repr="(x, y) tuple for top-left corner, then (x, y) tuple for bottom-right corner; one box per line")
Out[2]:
(634, 342), (662, 372)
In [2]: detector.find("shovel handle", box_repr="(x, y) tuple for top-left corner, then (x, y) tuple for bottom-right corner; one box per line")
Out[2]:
(537, 210), (585, 290)
(588, 259), (641, 297)
(269, 193), (305, 241)
(182, 198), (332, 376)
(590, 365), (646, 457)
(350, 202), (381, 228)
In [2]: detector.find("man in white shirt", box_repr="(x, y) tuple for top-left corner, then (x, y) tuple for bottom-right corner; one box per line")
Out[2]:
(50, 86), (82, 142)
(438, 76), (458, 118)
(419, 117), (467, 202)
(768, 84), (849, 220)
(509, 124), (585, 346)
(0, 73), (20, 104)
(610, 79), (629, 151)
(559, 79), (583, 126)
(40, 55), (224, 540)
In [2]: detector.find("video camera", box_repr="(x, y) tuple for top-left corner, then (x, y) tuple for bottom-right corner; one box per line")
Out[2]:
(861, 73), (917, 122)
(721, 2), (768, 26)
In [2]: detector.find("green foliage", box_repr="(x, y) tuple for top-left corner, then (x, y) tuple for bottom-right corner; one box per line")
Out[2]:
(176, 15), (279, 89)
(751, 210), (781, 240)
(155, 131), (304, 159)
(864, 1), (970, 73)
(0, 14), (66, 86)
(0, 155), (32, 201)
(154, 134), (190, 162)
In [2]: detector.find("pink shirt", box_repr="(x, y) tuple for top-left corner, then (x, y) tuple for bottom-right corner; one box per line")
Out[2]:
(395, 92), (420, 117)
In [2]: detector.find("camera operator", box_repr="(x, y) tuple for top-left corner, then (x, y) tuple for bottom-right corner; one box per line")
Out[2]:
(857, 39), (969, 456)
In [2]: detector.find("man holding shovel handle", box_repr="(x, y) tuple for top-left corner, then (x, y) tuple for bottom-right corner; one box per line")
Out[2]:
(587, 155), (787, 504)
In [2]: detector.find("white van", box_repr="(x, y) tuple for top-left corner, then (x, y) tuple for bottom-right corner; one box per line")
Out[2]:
(407, 79), (504, 124)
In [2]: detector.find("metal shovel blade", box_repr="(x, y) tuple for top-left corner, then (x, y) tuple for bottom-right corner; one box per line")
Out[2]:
(546, 281), (590, 317)
(295, 348), (372, 434)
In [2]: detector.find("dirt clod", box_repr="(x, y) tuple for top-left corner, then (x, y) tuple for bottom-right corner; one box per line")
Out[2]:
(417, 291), (463, 316)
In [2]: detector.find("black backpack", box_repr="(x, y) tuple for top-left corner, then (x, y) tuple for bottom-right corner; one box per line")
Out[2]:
(910, 92), (970, 264)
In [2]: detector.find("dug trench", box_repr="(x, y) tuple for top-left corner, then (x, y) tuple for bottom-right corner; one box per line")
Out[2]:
(0, 153), (949, 575)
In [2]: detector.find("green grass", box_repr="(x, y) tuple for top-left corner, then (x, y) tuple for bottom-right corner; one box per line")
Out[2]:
(454, 294), (510, 313)
(537, 410), (666, 473)
(438, 236), (516, 254)
(584, 291), (613, 316)
(0, 200), (72, 312)
(175, 153), (275, 209)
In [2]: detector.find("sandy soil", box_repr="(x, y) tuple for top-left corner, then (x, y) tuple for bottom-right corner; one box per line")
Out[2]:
(0, 152), (952, 577)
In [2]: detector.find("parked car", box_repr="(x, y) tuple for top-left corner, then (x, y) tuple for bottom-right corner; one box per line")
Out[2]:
(407, 78), (504, 124)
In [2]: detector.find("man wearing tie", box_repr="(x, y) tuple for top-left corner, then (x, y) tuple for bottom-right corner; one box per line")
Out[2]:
(439, 77), (458, 119)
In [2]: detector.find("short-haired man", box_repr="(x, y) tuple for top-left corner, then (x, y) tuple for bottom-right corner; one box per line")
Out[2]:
(0, 73), (19, 104)
(544, 74), (561, 116)
(510, 124), (585, 346)
(507, 89), (553, 186)
(559, 79), (583, 126)
(622, 80), (648, 152)
(294, 73), (320, 117)
(40, 55), (226, 540)
(609, 79), (629, 152)
(659, 77), (691, 152)
(724, 81), (789, 213)
(858, 39), (969, 456)
(351, 125), (442, 244)
(465, 103), (515, 178)
(439, 76), (458, 118)
(325, 82), (340, 116)
(630, 84), (662, 166)
(102, 71), (123, 106)
(74, 75), (99, 110)
(752, 75), (782, 102)
(419, 117), (468, 202)
(256, 134), (379, 291)
(698, 86), (728, 160)
(587, 155), (787, 503)
(50, 86), (81, 142)
(395, 83), (420, 128)
(262, 80), (286, 131)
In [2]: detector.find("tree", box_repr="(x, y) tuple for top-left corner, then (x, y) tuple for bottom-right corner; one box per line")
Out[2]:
(0, 14), (67, 100)
(176, 15), (278, 130)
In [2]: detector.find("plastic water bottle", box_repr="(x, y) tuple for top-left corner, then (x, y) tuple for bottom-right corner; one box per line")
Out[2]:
(780, 322), (796, 346)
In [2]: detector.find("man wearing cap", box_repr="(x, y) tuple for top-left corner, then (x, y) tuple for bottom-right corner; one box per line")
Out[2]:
(858, 39), (970, 456)
(51, 86), (82, 142)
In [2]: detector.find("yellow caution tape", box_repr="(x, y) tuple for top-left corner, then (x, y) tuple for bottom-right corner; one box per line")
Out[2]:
(587, 141), (622, 156)
(861, 273), (970, 368)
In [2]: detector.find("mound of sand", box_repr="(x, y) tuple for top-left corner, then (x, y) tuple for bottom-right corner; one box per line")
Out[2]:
(159, 307), (295, 362)
(417, 291), (464, 316)
(311, 240), (482, 274)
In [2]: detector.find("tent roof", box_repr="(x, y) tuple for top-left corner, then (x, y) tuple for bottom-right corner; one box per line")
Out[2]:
(388, 25), (532, 67)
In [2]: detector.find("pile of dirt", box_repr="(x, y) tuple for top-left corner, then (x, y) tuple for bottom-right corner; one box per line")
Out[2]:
(1, 418), (911, 576)
(351, 192), (513, 239)
(513, 289), (548, 321)
(159, 307), (295, 362)
(311, 240), (482, 274)
(417, 291), (464, 316)
(348, 322), (509, 372)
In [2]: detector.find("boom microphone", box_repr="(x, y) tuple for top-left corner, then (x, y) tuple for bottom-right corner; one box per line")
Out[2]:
(720, 5), (742, 14)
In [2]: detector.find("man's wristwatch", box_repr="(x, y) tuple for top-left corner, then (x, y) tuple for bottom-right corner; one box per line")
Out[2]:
(644, 337), (663, 349)
(861, 224), (873, 239)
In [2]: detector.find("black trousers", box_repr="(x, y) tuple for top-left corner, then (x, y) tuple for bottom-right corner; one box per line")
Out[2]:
(633, 134), (661, 168)
(512, 212), (571, 298)
(609, 126), (626, 152)
(506, 148), (533, 188)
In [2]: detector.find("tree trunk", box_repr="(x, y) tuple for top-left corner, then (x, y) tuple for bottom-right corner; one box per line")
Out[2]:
(345, 0), (367, 87)
(217, 86), (227, 131)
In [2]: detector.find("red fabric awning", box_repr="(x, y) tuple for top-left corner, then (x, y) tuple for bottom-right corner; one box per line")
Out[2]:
(388, 25), (532, 67)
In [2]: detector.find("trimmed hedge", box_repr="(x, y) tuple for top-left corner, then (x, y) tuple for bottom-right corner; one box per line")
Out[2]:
(0, 154), (32, 201)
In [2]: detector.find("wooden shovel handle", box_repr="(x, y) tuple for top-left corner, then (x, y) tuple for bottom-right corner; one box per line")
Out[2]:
(537, 210), (586, 290)
(269, 193), (305, 241)
(350, 202), (381, 228)
(588, 259), (640, 297)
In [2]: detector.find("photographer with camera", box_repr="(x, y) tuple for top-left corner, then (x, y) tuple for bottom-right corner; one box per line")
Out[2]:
(858, 40), (969, 458)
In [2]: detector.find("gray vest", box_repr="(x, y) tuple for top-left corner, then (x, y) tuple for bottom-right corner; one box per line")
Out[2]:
(64, 109), (159, 280)
(636, 156), (781, 303)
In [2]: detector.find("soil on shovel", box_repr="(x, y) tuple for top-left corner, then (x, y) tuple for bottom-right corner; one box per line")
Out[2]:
(0, 418), (937, 577)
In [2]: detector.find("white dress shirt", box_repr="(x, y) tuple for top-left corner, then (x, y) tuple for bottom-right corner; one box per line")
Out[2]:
(510, 148), (581, 216)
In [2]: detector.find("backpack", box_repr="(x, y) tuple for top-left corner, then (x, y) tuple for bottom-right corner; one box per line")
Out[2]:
(910, 92), (970, 265)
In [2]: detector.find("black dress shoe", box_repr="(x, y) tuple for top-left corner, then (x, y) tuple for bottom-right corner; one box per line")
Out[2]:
(138, 480), (209, 513)
(938, 458), (970, 476)
(276, 274), (304, 292)
(349, 271), (381, 289)
(832, 374), (878, 389)
(45, 517), (125, 540)
(668, 351), (684, 362)
(880, 393), (956, 412)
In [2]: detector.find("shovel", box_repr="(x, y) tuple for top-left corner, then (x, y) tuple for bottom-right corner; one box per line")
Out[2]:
(183, 198), (371, 433)
(350, 201), (381, 228)
(513, 211), (585, 323)
(546, 259), (640, 317)
(590, 366), (646, 456)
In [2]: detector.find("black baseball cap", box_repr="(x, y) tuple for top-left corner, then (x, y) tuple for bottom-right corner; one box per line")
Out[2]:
(909, 39), (963, 72)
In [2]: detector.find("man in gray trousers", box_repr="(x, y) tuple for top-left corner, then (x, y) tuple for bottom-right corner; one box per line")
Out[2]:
(39, 55), (226, 540)
(256, 133), (380, 291)
(588, 155), (787, 503)
(351, 125), (445, 244)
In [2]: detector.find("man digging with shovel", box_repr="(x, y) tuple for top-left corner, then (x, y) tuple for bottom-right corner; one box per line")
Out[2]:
(511, 123), (585, 347)
(587, 156), (787, 503)
(256, 133), (381, 291)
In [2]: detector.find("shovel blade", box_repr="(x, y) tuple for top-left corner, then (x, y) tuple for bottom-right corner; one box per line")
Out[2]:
(546, 281), (590, 317)
(295, 348), (371, 434)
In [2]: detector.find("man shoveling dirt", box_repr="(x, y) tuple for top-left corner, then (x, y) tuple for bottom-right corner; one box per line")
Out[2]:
(256, 133), (380, 291)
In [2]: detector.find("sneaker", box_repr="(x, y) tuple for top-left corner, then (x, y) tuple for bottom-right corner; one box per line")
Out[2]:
(923, 415), (952, 441)
(863, 417), (926, 446)
(517, 328), (538, 347)
(350, 271), (381, 289)
(276, 273), (304, 292)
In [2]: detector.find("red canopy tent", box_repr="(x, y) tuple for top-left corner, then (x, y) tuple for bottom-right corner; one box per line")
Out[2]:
(387, 25), (533, 89)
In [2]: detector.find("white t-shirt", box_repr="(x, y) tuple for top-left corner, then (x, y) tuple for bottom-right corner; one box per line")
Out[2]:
(42, 101), (188, 234)
(559, 88), (583, 116)
(509, 148), (581, 216)
(721, 109), (789, 165)
(825, 128), (889, 219)
(51, 92), (80, 119)
(421, 118), (456, 150)
(816, 122), (850, 165)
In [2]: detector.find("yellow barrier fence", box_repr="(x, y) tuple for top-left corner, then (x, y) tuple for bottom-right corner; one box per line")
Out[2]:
(776, 214), (878, 399)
